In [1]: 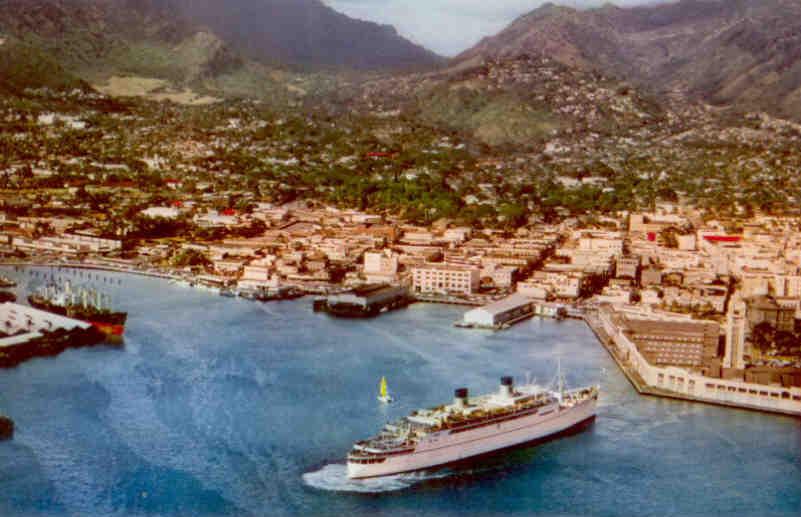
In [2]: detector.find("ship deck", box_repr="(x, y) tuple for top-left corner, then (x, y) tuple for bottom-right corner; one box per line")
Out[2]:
(350, 385), (599, 457)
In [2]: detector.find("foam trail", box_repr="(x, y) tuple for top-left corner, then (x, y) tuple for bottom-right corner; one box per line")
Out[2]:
(302, 464), (451, 493)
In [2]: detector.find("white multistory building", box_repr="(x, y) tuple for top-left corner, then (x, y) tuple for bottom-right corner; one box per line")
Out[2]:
(412, 265), (480, 295)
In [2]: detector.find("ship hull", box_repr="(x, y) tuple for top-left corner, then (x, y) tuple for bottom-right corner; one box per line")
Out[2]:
(28, 297), (127, 336)
(347, 396), (596, 479)
(88, 321), (126, 336)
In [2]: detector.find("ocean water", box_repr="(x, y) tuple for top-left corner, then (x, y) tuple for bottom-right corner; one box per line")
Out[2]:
(0, 266), (799, 517)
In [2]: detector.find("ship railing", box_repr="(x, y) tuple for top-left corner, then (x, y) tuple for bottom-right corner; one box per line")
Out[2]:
(442, 404), (547, 434)
(349, 443), (415, 457)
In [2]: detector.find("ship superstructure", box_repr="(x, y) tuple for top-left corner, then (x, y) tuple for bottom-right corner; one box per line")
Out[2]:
(347, 375), (598, 479)
(28, 282), (127, 336)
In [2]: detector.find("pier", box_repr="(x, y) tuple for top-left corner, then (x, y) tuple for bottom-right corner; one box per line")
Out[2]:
(0, 303), (107, 368)
(314, 284), (412, 318)
(456, 297), (571, 330)
(584, 308), (801, 417)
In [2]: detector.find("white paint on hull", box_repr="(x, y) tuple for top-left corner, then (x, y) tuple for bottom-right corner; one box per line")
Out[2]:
(348, 397), (596, 479)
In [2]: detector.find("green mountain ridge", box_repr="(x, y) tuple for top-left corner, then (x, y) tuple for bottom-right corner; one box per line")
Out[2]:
(0, 36), (88, 95)
(0, 0), (241, 82)
(454, 0), (801, 121)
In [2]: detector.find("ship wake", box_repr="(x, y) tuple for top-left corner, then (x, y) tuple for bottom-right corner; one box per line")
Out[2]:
(302, 464), (450, 493)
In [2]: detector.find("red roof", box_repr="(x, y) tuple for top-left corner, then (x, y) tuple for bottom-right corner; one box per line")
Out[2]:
(366, 152), (395, 158)
(172, 201), (183, 207)
(221, 208), (237, 216)
(703, 235), (742, 243)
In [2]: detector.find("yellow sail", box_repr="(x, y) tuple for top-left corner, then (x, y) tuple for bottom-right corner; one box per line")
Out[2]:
(379, 376), (388, 398)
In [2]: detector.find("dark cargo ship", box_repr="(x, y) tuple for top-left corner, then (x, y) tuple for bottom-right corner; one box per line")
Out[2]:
(28, 283), (127, 336)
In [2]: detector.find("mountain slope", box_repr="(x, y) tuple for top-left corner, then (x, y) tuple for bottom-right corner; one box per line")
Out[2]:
(347, 54), (667, 148)
(0, 0), (243, 83)
(157, 0), (443, 70)
(0, 35), (88, 95)
(454, 0), (801, 120)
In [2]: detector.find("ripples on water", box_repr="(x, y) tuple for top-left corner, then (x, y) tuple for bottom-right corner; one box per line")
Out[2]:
(0, 267), (799, 517)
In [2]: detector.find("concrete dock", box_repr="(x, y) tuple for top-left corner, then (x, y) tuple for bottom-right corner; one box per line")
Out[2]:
(584, 310), (801, 417)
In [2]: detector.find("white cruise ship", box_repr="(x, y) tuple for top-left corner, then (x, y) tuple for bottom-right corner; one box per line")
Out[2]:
(347, 375), (599, 479)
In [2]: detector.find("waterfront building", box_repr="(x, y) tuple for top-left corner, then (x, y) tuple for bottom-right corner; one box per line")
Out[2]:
(616, 313), (719, 368)
(724, 297), (747, 369)
(316, 284), (409, 317)
(62, 232), (123, 253)
(238, 263), (280, 289)
(595, 306), (801, 415)
(461, 294), (534, 329)
(213, 259), (246, 276)
(412, 265), (480, 295)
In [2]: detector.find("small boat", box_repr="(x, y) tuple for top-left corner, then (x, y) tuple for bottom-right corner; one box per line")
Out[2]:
(377, 376), (394, 404)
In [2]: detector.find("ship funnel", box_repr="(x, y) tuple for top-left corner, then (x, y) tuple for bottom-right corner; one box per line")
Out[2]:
(453, 388), (468, 409)
(500, 376), (514, 397)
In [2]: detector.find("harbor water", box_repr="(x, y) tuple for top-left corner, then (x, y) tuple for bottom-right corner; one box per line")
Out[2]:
(0, 267), (799, 517)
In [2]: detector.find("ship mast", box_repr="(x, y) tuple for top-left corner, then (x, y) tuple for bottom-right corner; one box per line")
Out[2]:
(556, 358), (566, 399)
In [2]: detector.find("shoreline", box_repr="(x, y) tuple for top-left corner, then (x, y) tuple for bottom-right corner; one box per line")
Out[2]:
(0, 260), (181, 281)
(5, 261), (797, 418)
(0, 261), (500, 308)
(583, 312), (801, 418)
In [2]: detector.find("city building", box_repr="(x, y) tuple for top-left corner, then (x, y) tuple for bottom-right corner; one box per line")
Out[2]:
(412, 265), (480, 295)
(746, 296), (796, 333)
(640, 266), (663, 287)
(481, 264), (517, 288)
(363, 250), (399, 284)
(616, 256), (640, 280)
(724, 297), (747, 369)
(238, 262), (280, 289)
(618, 314), (720, 368)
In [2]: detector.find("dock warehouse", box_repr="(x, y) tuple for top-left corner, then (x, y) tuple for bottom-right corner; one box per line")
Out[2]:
(326, 284), (408, 309)
(462, 294), (534, 328)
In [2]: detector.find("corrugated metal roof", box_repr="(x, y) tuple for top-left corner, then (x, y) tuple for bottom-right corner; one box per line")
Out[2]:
(466, 294), (532, 317)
